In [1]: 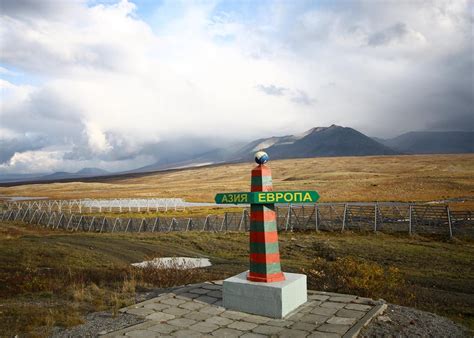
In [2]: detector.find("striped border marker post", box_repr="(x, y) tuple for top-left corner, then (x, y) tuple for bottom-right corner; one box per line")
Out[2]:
(247, 152), (285, 283)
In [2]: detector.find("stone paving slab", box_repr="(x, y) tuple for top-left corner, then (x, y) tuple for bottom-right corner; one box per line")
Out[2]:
(102, 282), (386, 337)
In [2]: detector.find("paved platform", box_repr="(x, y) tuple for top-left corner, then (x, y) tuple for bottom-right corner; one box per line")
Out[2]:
(102, 281), (386, 337)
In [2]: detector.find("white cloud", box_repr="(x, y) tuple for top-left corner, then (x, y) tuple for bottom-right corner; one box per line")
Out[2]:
(84, 121), (112, 154)
(0, 0), (471, 174)
(0, 149), (64, 174)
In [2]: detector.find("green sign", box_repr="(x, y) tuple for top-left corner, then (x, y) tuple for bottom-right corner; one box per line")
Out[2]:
(215, 191), (319, 204)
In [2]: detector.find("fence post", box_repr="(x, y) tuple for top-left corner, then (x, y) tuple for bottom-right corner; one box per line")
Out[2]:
(13, 209), (21, 221)
(46, 212), (54, 227)
(75, 215), (82, 231)
(21, 207), (30, 222)
(100, 217), (105, 233)
(88, 216), (96, 232)
(66, 214), (74, 230)
(446, 206), (453, 239)
(112, 218), (119, 232)
(29, 210), (38, 223)
(285, 205), (292, 231)
(275, 206), (279, 230)
(237, 211), (243, 231)
(56, 213), (64, 229)
(171, 218), (177, 232)
(138, 218), (145, 232)
(342, 204), (347, 232)
(302, 206), (305, 228)
(290, 206), (295, 232)
(409, 205), (412, 235)
(244, 210), (249, 231)
(374, 203), (378, 232)
(315, 204), (319, 232)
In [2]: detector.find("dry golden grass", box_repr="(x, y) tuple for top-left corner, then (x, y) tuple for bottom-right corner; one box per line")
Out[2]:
(84, 206), (243, 219)
(0, 154), (473, 208)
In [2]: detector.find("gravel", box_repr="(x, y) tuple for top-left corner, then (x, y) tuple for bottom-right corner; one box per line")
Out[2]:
(52, 311), (144, 337)
(361, 304), (472, 338)
(51, 288), (173, 337)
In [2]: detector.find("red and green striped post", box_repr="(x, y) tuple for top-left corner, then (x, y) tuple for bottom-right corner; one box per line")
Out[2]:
(247, 164), (285, 283)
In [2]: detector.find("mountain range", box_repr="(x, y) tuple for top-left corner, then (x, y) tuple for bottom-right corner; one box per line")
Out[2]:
(135, 125), (398, 173)
(0, 168), (110, 183)
(0, 126), (472, 184)
(39, 168), (110, 180)
(375, 131), (474, 154)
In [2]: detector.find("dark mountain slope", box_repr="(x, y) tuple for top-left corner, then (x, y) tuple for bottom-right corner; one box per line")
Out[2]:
(257, 125), (399, 159)
(378, 131), (474, 154)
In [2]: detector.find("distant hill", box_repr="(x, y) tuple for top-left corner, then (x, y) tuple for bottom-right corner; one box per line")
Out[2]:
(246, 125), (398, 160)
(376, 131), (474, 154)
(0, 173), (47, 183)
(134, 146), (240, 173)
(36, 168), (110, 181)
(0, 167), (112, 184)
(76, 167), (110, 176)
(126, 137), (247, 173)
(132, 125), (398, 173)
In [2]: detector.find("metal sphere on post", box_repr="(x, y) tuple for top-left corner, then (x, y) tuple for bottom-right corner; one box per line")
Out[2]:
(254, 150), (269, 165)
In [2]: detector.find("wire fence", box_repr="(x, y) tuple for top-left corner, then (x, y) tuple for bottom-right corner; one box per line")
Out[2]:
(2, 202), (473, 238)
(3, 198), (193, 213)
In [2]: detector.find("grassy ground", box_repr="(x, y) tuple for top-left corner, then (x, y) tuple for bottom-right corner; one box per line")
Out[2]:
(1, 222), (473, 336)
(0, 154), (473, 210)
(84, 206), (244, 219)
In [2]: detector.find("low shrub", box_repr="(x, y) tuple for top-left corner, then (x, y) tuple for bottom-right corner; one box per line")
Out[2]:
(303, 256), (414, 303)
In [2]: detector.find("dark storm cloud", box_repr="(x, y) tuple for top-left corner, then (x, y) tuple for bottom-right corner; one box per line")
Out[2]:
(0, 0), (83, 20)
(63, 133), (227, 165)
(282, 1), (472, 135)
(415, 44), (473, 132)
(1, 86), (84, 141)
(0, 136), (49, 164)
(367, 22), (411, 47)
(427, 113), (474, 132)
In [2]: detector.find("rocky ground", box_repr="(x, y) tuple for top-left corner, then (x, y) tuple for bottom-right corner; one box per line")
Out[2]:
(52, 289), (166, 337)
(51, 312), (144, 337)
(360, 304), (471, 337)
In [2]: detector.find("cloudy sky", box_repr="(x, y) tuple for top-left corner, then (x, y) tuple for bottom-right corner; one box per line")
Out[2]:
(0, 0), (472, 174)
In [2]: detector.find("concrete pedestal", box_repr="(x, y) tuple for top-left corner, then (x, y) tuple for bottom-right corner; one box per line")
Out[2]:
(223, 271), (307, 318)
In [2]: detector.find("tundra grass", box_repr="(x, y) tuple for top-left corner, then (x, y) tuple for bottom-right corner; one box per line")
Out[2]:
(0, 154), (473, 210)
(84, 206), (244, 219)
(1, 221), (473, 336)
